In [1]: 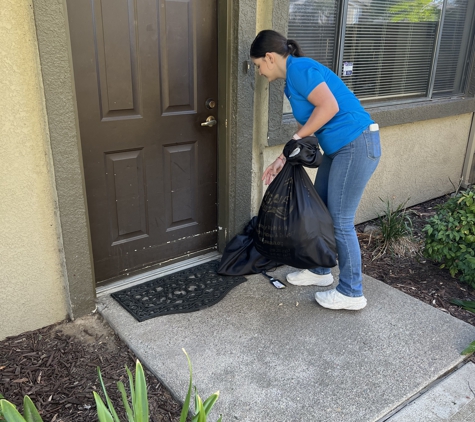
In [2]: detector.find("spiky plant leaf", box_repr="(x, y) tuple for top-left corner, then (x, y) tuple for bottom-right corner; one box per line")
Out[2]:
(93, 392), (114, 422)
(450, 299), (475, 314)
(22, 397), (43, 422)
(133, 360), (149, 421)
(179, 349), (194, 422)
(0, 400), (27, 422)
(202, 392), (220, 416)
(97, 367), (120, 422)
(117, 381), (134, 422)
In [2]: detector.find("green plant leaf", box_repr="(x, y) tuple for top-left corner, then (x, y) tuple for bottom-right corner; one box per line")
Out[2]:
(126, 366), (136, 412)
(93, 392), (114, 422)
(97, 367), (120, 422)
(193, 386), (199, 422)
(0, 400), (27, 422)
(195, 395), (206, 422)
(117, 381), (134, 422)
(202, 392), (220, 416)
(180, 349), (193, 422)
(461, 340), (475, 355)
(450, 299), (475, 313)
(22, 397), (43, 422)
(133, 360), (149, 422)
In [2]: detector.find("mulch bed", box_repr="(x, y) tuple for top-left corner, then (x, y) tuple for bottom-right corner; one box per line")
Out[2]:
(356, 194), (475, 363)
(1, 194), (474, 420)
(0, 315), (182, 421)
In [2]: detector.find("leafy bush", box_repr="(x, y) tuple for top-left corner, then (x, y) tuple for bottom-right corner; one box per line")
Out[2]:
(423, 188), (475, 286)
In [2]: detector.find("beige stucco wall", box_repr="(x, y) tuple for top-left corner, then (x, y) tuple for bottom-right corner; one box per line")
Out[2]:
(0, 1), (68, 340)
(260, 114), (472, 224)
(358, 114), (472, 222)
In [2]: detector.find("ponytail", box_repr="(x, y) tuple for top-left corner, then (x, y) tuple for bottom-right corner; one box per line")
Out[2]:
(286, 39), (304, 57)
(250, 30), (304, 58)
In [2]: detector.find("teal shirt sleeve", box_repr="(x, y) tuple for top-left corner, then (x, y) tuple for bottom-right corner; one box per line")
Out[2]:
(288, 64), (324, 99)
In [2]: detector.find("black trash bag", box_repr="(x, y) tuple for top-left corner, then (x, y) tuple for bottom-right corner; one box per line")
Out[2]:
(217, 216), (281, 276)
(283, 136), (323, 168)
(254, 138), (337, 269)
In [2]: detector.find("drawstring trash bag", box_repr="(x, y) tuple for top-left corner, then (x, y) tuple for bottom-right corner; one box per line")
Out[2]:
(217, 217), (281, 276)
(254, 137), (337, 269)
(283, 135), (323, 168)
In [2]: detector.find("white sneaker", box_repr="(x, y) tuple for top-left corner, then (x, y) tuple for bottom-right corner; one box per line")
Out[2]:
(286, 270), (334, 286)
(315, 289), (367, 310)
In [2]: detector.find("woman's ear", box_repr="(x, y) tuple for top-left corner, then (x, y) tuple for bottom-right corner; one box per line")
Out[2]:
(265, 52), (275, 65)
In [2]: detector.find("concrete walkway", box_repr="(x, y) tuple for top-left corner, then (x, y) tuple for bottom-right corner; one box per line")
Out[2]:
(97, 263), (475, 422)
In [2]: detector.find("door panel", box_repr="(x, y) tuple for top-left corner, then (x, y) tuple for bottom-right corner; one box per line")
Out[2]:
(67, 0), (218, 282)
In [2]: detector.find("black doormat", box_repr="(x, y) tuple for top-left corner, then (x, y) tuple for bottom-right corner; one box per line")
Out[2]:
(110, 260), (247, 322)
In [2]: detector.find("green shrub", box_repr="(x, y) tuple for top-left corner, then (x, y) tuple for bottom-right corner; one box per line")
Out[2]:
(373, 198), (413, 259)
(423, 188), (475, 286)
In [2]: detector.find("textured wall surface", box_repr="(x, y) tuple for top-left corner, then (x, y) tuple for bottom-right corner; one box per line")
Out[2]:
(33, 0), (96, 317)
(0, 1), (67, 340)
(357, 114), (472, 222)
(226, 0), (258, 237)
(261, 114), (472, 224)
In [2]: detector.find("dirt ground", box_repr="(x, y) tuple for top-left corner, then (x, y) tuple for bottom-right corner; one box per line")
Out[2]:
(0, 314), (182, 421)
(1, 194), (475, 421)
(357, 195), (475, 330)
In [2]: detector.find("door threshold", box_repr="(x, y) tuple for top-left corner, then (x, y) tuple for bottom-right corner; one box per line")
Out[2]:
(96, 251), (221, 297)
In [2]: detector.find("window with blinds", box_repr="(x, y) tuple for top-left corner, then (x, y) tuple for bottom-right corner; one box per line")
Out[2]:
(288, 0), (339, 69)
(433, 0), (473, 96)
(286, 0), (475, 106)
(342, 0), (439, 100)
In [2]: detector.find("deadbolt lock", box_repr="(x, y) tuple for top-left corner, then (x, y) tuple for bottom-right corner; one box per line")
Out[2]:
(205, 98), (216, 109)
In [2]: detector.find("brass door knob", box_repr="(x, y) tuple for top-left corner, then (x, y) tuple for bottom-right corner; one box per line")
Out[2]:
(201, 116), (217, 127)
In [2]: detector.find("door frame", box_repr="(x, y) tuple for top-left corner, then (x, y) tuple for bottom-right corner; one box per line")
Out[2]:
(32, 0), (251, 319)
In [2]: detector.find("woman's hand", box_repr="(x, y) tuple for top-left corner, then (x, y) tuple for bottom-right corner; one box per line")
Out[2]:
(262, 156), (285, 185)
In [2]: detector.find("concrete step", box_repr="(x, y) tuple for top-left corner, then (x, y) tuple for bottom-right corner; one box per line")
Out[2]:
(98, 266), (475, 422)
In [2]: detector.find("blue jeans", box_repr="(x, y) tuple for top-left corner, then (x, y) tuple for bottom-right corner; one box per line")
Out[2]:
(310, 126), (381, 297)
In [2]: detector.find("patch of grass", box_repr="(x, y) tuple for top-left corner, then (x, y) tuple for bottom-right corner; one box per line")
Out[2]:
(373, 198), (413, 260)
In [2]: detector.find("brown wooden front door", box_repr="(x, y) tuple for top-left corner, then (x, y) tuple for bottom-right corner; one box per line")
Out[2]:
(67, 0), (218, 283)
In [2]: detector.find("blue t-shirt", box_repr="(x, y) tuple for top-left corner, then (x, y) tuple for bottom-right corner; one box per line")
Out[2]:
(284, 55), (373, 154)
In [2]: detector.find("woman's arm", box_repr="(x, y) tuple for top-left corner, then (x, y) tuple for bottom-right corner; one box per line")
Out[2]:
(294, 82), (339, 138)
(262, 83), (338, 185)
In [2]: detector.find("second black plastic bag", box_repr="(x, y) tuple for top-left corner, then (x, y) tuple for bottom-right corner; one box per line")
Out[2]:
(254, 137), (337, 269)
